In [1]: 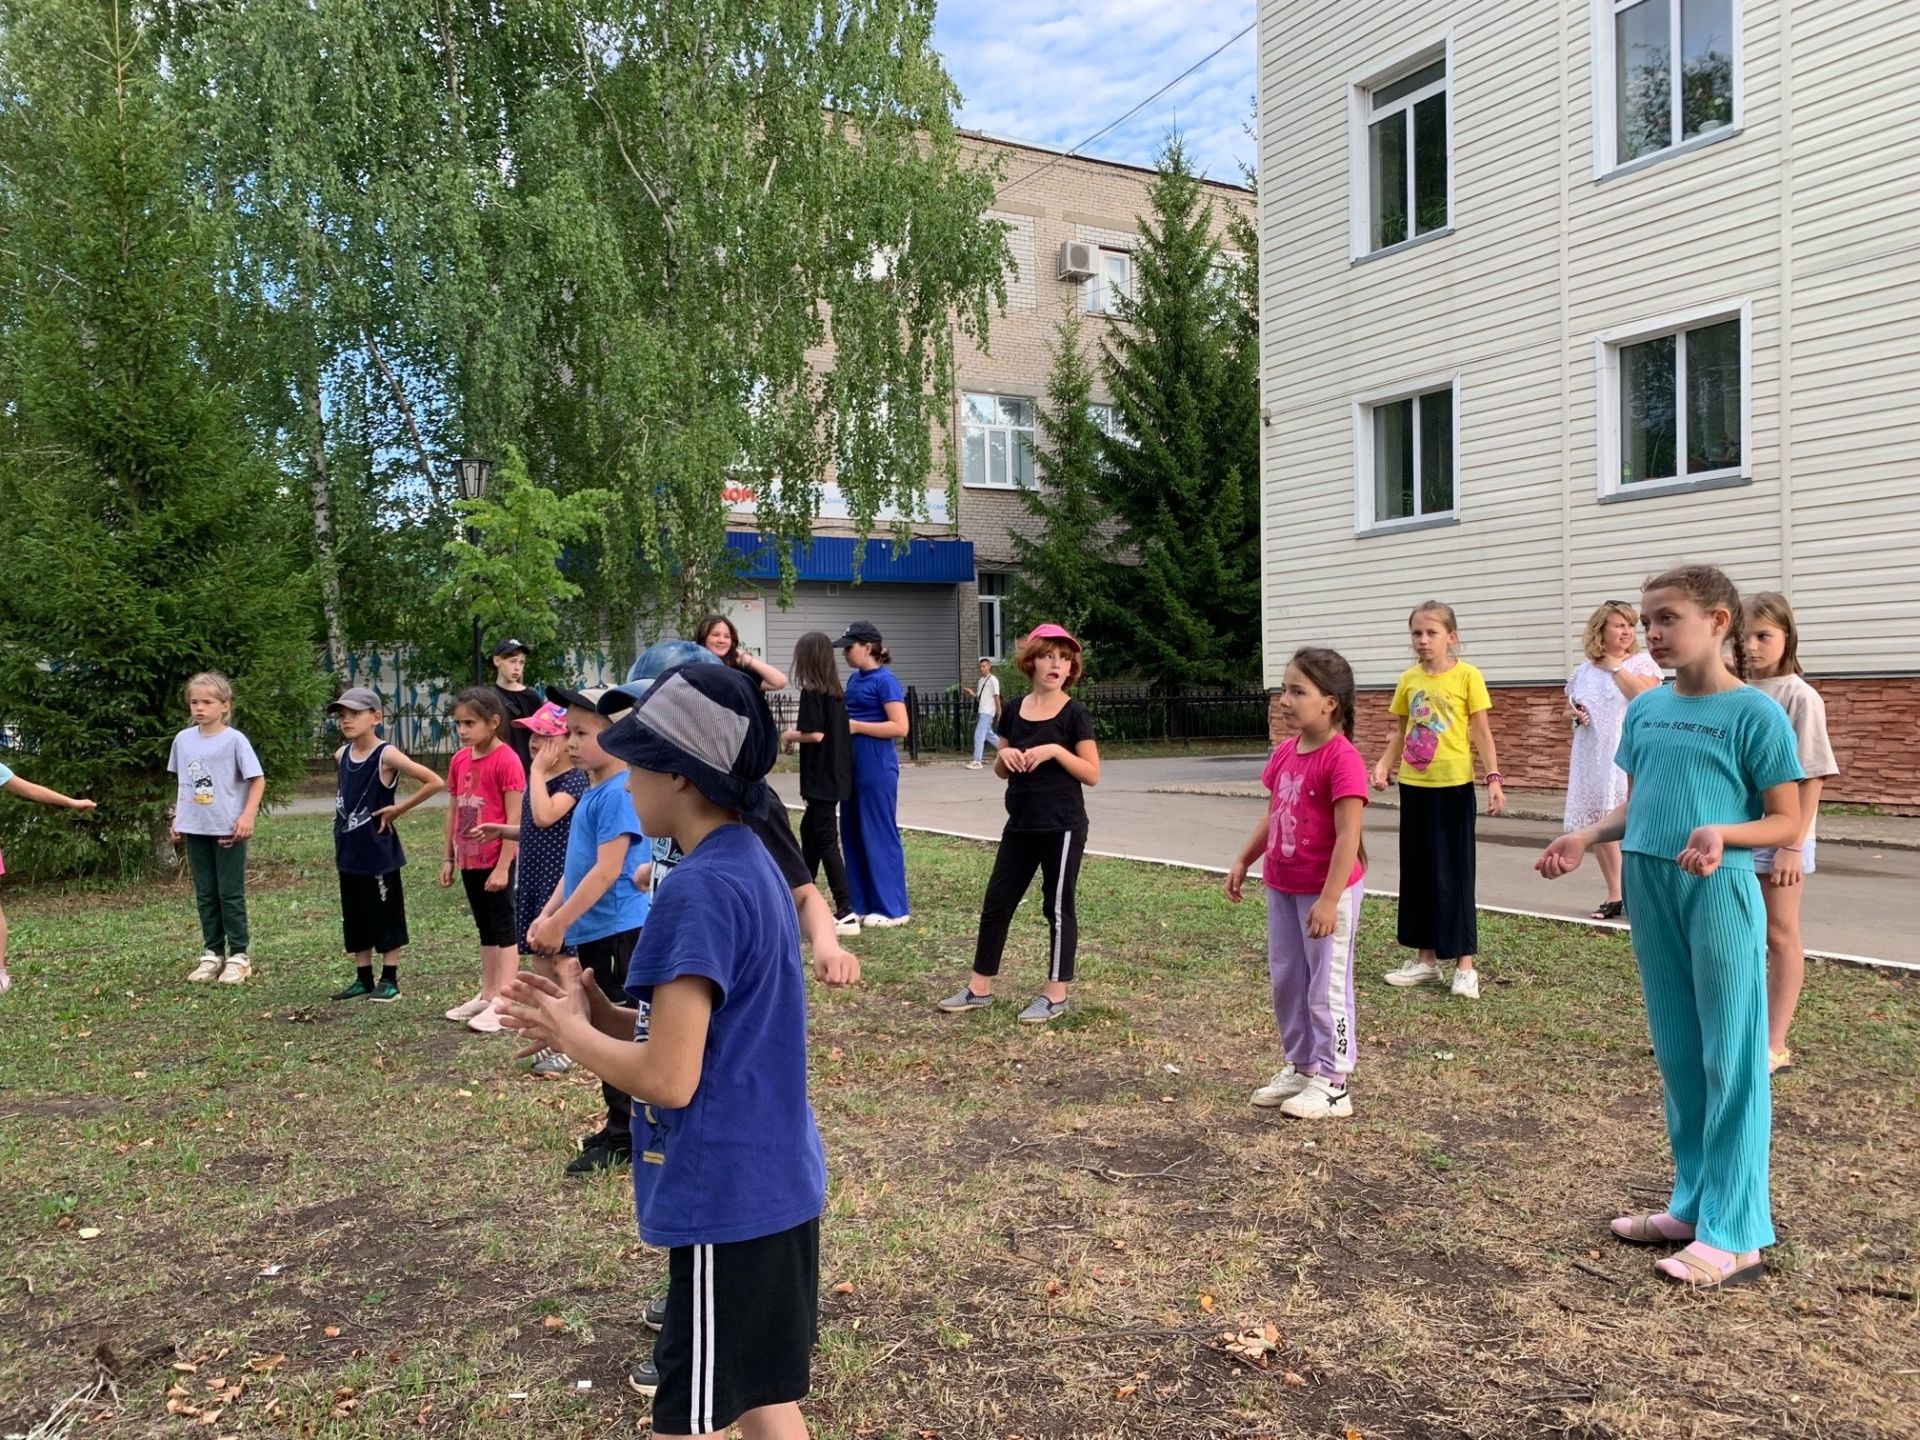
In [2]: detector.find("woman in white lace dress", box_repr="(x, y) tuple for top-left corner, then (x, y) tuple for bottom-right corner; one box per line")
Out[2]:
(1563, 601), (1663, 919)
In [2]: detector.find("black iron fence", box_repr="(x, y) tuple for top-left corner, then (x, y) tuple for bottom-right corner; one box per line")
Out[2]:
(905, 683), (1270, 758)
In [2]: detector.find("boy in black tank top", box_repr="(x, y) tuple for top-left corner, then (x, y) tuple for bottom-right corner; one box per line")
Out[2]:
(328, 689), (445, 1001)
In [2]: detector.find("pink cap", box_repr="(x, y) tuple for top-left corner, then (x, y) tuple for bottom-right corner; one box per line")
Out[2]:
(512, 701), (570, 737)
(1024, 623), (1081, 652)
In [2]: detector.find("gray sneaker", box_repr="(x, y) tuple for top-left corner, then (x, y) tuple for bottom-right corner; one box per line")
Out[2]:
(1017, 995), (1067, 1025)
(530, 1049), (576, 1077)
(937, 986), (994, 1013)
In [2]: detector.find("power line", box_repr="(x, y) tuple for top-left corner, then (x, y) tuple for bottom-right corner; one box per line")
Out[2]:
(994, 19), (1257, 194)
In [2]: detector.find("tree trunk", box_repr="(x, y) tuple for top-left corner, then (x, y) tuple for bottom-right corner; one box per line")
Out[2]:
(299, 366), (349, 680)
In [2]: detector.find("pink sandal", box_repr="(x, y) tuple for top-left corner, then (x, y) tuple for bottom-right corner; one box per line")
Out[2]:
(1654, 1242), (1764, 1290)
(1609, 1212), (1694, 1245)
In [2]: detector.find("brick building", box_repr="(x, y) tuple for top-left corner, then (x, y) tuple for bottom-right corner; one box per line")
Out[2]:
(713, 131), (1255, 695)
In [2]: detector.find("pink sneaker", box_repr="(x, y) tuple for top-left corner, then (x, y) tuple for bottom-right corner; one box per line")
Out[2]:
(466, 1003), (506, 1035)
(444, 994), (489, 1023)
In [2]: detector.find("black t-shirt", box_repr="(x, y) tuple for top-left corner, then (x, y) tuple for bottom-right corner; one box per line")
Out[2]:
(490, 685), (542, 774)
(999, 696), (1095, 831)
(796, 690), (853, 803)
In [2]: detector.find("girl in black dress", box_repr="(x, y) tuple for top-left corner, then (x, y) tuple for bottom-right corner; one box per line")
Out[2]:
(781, 631), (858, 934)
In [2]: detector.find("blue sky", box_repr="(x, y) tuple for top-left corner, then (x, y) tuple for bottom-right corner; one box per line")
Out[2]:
(932, 0), (1259, 185)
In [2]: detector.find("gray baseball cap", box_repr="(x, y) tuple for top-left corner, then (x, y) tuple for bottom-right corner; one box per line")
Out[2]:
(328, 686), (383, 714)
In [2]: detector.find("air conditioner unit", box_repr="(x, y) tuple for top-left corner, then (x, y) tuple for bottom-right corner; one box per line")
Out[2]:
(1057, 241), (1096, 282)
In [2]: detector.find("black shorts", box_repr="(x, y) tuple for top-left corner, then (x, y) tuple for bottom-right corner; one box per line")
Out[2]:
(460, 865), (517, 948)
(340, 870), (409, 955)
(653, 1217), (819, 1435)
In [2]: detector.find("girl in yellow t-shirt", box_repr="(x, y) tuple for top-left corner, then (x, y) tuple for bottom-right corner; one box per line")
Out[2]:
(1370, 601), (1507, 996)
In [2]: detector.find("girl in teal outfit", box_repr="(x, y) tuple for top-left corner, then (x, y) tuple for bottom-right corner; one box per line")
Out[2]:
(1538, 565), (1803, 1290)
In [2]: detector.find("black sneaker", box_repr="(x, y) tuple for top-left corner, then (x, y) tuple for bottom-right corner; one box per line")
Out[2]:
(369, 980), (401, 1002)
(642, 1296), (667, 1332)
(565, 1134), (633, 1177)
(627, 1356), (659, 1397)
(331, 978), (375, 1001)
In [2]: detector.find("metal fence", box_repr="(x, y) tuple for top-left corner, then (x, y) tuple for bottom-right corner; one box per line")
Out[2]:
(905, 683), (1270, 757)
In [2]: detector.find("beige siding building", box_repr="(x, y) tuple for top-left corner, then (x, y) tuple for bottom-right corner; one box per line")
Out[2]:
(1257, 0), (1920, 804)
(716, 131), (1253, 694)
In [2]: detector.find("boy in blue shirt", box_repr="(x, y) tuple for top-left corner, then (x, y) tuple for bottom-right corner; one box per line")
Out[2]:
(527, 685), (652, 1177)
(503, 662), (826, 1440)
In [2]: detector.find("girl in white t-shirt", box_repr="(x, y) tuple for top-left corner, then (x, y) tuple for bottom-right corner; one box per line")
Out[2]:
(1562, 601), (1664, 920)
(1742, 593), (1840, 1075)
(0, 762), (97, 994)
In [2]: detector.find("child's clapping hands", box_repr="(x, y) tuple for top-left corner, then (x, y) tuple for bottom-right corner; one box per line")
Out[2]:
(499, 959), (596, 1058)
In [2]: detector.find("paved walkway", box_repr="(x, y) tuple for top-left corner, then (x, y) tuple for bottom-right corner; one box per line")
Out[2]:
(772, 754), (1920, 968)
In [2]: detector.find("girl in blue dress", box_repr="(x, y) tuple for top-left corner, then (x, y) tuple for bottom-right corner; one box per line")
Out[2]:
(834, 621), (910, 926)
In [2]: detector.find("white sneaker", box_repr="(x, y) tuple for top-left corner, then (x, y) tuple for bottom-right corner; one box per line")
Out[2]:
(1251, 1065), (1310, 1107)
(444, 993), (489, 1022)
(218, 953), (252, 984)
(1450, 967), (1481, 1000)
(1279, 1075), (1353, 1120)
(834, 912), (862, 936)
(1383, 960), (1441, 987)
(862, 913), (910, 929)
(0, 969), (11, 995)
(187, 952), (224, 983)
(966, 761), (983, 770)
(467, 1003), (505, 1034)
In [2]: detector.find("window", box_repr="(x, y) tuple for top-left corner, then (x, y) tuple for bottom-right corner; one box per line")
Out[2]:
(1351, 44), (1450, 257)
(1353, 381), (1457, 532)
(1597, 304), (1747, 497)
(1083, 248), (1133, 315)
(978, 573), (1011, 661)
(962, 393), (1037, 488)
(1598, 0), (1737, 173)
(1088, 403), (1130, 443)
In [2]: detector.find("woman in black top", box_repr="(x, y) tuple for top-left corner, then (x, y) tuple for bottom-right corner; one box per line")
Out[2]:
(938, 624), (1101, 1024)
(781, 631), (859, 933)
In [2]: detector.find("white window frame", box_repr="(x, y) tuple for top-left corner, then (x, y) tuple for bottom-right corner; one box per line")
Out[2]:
(1083, 247), (1134, 315)
(978, 572), (1011, 661)
(1352, 375), (1461, 535)
(1595, 300), (1751, 501)
(1591, 0), (1743, 180)
(961, 392), (1038, 490)
(1347, 34), (1454, 262)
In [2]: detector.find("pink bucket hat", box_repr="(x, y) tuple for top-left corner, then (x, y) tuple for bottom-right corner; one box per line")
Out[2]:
(512, 701), (570, 737)
(1024, 623), (1081, 652)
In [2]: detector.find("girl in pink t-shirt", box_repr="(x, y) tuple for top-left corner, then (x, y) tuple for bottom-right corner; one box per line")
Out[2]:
(1225, 648), (1369, 1120)
(439, 688), (525, 1032)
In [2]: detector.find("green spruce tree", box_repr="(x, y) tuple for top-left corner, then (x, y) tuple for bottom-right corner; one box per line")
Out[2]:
(1096, 138), (1261, 690)
(1011, 310), (1117, 649)
(0, 2), (322, 877)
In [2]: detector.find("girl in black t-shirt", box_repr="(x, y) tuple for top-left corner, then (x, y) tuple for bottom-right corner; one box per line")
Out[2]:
(781, 631), (859, 933)
(938, 624), (1101, 1024)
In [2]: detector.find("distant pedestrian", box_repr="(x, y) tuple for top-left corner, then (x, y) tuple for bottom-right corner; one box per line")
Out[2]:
(487, 638), (542, 776)
(327, 688), (444, 1004)
(0, 763), (97, 996)
(697, 613), (789, 692)
(1538, 565), (1801, 1290)
(781, 631), (858, 933)
(1371, 601), (1506, 998)
(1742, 592), (1839, 1075)
(966, 657), (1002, 769)
(1563, 601), (1664, 919)
(439, 687), (524, 1034)
(836, 621), (910, 927)
(1225, 648), (1368, 1119)
(940, 625), (1099, 1024)
(171, 672), (266, 986)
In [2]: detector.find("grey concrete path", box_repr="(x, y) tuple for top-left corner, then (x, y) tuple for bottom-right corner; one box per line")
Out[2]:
(772, 754), (1920, 968)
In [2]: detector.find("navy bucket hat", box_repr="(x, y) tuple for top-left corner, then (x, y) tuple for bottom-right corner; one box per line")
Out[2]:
(599, 662), (778, 816)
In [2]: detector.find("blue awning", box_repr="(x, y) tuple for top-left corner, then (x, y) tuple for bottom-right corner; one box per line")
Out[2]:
(725, 531), (973, 585)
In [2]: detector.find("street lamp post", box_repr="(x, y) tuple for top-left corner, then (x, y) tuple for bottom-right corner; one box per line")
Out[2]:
(454, 456), (495, 686)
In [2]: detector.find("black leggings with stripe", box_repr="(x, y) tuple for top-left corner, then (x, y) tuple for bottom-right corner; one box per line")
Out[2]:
(972, 827), (1088, 983)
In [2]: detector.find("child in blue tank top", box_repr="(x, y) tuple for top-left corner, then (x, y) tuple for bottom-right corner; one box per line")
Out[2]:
(1538, 566), (1802, 1291)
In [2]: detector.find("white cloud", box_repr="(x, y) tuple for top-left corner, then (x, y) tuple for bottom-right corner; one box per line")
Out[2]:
(934, 0), (1258, 186)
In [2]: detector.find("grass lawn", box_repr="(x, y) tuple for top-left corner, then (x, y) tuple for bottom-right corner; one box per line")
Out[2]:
(2, 814), (1916, 1439)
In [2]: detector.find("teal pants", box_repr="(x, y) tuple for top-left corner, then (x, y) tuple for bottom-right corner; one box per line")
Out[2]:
(1623, 852), (1774, 1252)
(183, 834), (250, 956)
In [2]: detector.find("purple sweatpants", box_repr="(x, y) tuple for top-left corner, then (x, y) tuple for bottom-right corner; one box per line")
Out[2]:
(1266, 881), (1363, 1079)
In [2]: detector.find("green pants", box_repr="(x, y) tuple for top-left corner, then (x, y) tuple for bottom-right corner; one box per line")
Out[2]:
(1623, 851), (1773, 1252)
(183, 834), (250, 956)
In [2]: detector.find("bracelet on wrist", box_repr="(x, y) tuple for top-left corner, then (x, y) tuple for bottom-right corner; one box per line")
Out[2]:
(1485, 772), (1503, 784)
(1778, 844), (1803, 852)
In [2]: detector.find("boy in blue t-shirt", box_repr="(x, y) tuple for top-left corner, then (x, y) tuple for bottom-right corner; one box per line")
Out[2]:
(503, 662), (828, 1439)
(527, 685), (652, 1177)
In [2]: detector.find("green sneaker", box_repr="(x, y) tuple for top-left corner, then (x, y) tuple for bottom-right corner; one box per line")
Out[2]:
(331, 978), (376, 1001)
(369, 980), (401, 1003)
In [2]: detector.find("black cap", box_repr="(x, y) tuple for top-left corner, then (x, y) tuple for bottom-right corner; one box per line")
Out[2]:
(490, 637), (529, 658)
(832, 620), (883, 649)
